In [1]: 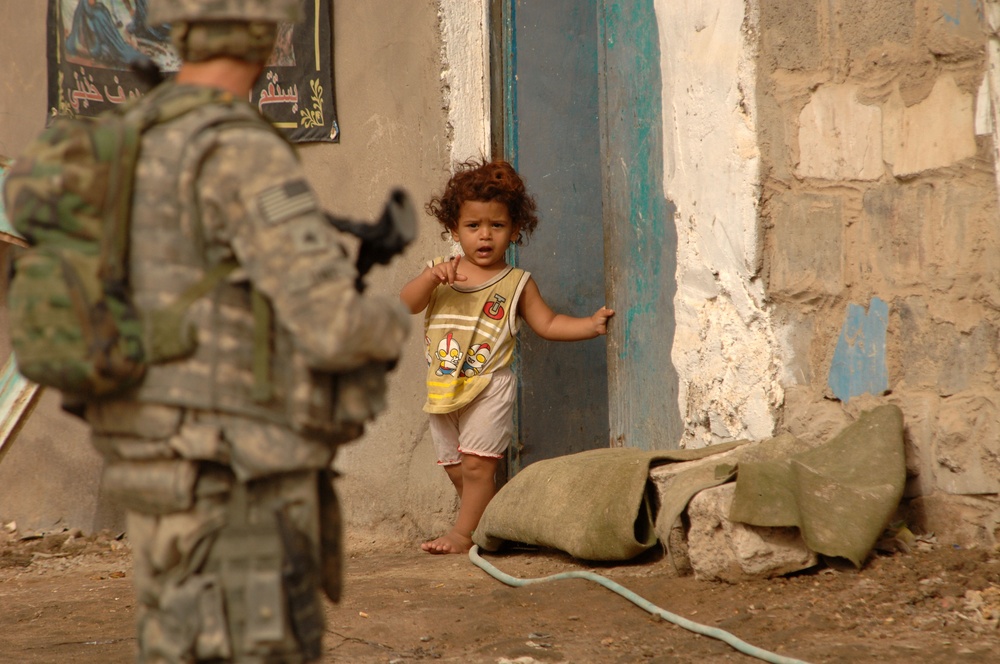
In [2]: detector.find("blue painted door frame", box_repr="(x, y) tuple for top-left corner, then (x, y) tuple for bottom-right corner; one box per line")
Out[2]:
(598, 1), (682, 449)
(492, 0), (681, 470)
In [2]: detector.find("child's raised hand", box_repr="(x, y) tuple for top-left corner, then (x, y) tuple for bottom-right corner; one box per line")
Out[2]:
(592, 306), (615, 335)
(429, 255), (467, 285)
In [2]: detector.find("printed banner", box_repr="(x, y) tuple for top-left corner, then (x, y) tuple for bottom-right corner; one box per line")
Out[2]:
(47, 0), (339, 142)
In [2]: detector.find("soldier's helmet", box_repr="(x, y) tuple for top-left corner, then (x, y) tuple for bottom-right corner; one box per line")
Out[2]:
(148, 0), (304, 25)
(148, 0), (304, 63)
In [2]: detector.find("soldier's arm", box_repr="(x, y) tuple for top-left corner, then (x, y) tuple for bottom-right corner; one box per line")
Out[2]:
(197, 129), (409, 373)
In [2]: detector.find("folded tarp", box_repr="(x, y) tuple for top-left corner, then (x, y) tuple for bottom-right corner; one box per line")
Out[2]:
(473, 404), (906, 566)
(472, 442), (747, 561)
(729, 404), (906, 567)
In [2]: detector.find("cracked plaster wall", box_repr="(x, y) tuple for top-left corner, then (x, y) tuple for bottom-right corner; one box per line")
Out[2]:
(656, 0), (782, 448)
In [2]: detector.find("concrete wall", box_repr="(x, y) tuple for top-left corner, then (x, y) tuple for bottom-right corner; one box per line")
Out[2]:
(656, 0), (781, 449)
(0, 0), (468, 546)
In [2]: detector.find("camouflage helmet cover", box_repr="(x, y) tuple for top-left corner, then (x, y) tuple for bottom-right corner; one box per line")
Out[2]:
(147, 0), (305, 25)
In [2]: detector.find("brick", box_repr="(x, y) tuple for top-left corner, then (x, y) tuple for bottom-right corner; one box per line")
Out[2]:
(798, 84), (884, 180)
(759, 2), (822, 71)
(903, 493), (1000, 548)
(933, 391), (1000, 495)
(894, 297), (999, 395)
(885, 391), (942, 498)
(860, 180), (997, 292)
(766, 191), (845, 299)
(843, 0), (915, 63)
(883, 74), (976, 177)
(918, 0), (985, 58)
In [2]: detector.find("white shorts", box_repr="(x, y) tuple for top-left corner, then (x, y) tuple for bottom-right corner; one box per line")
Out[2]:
(429, 368), (516, 465)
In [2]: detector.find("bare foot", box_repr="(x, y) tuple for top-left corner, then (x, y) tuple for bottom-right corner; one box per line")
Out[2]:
(421, 531), (473, 554)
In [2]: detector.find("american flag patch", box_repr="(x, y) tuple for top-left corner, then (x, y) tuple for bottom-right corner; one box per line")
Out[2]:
(257, 179), (316, 225)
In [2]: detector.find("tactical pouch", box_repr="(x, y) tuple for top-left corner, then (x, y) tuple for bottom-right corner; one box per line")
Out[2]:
(276, 505), (324, 660)
(205, 479), (322, 660)
(144, 259), (239, 364)
(148, 573), (231, 661)
(205, 481), (285, 658)
(317, 469), (343, 603)
(101, 459), (198, 514)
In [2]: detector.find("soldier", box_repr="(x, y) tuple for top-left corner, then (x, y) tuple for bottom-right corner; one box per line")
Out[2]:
(85, 1), (410, 661)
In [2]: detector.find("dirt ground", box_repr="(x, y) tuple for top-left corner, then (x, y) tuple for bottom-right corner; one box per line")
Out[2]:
(1, 527), (999, 664)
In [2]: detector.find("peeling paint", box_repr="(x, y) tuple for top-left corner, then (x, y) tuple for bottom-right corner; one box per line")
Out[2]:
(658, 0), (780, 447)
(829, 298), (890, 403)
(440, 0), (490, 165)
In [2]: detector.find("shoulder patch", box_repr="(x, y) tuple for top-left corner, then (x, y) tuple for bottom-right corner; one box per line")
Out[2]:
(257, 179), (316, 225)
(288, 216), (334, 254)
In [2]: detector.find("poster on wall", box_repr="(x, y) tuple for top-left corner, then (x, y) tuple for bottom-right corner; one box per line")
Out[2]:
(46, 0), (340, 142)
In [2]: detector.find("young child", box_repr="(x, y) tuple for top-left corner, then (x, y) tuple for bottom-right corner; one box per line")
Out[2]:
(400, 158), (614, 554)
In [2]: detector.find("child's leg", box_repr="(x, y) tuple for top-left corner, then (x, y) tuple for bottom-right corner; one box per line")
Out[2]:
(422, 453), (499, 554)
(443, 462), (463, 496)
(423, 369), (514, 554)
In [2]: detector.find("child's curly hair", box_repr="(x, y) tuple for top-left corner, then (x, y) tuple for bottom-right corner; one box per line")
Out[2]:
(426, 157), (539, 245)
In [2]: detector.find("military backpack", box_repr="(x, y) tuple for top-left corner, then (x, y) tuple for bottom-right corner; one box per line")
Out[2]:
(3, 86), (239, 401)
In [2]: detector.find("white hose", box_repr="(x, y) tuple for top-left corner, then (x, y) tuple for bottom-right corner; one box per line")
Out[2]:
(469, 545), (812, 664)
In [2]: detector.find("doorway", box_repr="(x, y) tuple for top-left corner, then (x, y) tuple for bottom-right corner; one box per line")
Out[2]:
(491, 0), (682, 473)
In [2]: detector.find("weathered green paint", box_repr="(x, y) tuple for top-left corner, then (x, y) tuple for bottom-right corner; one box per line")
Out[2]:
(0, 356), (41, 466)
(598, 0), (682, 449)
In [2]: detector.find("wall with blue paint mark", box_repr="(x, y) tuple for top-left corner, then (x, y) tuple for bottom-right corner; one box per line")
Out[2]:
(828, 298), (890, 402)
(756, 0), (1000, 520)
(643, 0), (1000, 540)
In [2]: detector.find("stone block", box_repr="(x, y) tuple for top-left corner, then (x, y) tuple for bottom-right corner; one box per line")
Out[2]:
(766, 191), (845, 299)
(780, 384), (852, 447)
(776, 316), (816, 388)
(843, 0), (915, 66)
(933, 391), (1000, 495)
(650, 443), (755, 574)
(975, 73), (992, 136)
(894, 297), (999, 396)
(887, 390), (942, 498)
(685, 483), (818, 582)
(883, 74), (976, 177)
(759, 2), (822, 71)
(918, 0), (986, 59)
(862, 178), (998, 291)
(903, 493), (1000, 548)
(797, 84), (884, 181)
(827, 297), (889, 403)
(859, 186), (923, 289)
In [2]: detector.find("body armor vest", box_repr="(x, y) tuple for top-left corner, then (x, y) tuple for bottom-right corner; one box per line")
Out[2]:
(124, 88), (339, 438)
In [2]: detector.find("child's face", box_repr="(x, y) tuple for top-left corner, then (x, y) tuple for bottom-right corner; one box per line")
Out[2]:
(452, 200), (520, 271)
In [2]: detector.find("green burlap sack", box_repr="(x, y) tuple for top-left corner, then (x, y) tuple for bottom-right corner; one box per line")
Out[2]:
(473, 443), (746, 561)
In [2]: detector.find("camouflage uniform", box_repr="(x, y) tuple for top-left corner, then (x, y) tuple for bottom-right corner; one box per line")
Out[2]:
(86, 3), (409, 662)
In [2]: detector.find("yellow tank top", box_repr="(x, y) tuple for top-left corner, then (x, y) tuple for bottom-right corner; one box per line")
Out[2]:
(422, 260), (530, 414)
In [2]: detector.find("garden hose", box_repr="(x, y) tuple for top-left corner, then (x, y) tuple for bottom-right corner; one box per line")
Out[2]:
(469, 545), (812, 664)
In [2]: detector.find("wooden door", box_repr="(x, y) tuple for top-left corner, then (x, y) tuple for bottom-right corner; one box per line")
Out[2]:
(492, 0), (681, 472)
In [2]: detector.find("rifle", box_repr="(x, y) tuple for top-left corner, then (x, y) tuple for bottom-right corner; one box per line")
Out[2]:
(325, 188), (416, 292)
